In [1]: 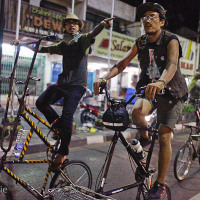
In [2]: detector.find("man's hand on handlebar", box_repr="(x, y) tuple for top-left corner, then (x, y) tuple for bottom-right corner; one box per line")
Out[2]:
(145, 81), (165, 101)
(93, 79), (107, 95)
(11, 40), (20, 46)
(93, 80), (102, 95)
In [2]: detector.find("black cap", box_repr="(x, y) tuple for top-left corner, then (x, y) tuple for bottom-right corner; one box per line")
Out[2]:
(137, 2), (167, 20)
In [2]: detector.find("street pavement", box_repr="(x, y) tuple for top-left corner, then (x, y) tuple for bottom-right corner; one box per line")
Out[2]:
(1, 98), (200, 199)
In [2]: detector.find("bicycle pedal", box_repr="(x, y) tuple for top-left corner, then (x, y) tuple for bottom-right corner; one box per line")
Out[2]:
(149, 168), (156, 174)
(51, 132), (59, 140)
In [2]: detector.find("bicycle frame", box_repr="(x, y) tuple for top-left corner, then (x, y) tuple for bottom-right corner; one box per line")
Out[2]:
(0, 35), (60, 199)
(95, 84), (161, 199)
(96, 124), (158, 198)
(184, 125), (200, 159)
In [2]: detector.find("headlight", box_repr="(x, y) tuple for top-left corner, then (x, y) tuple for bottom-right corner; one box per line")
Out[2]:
(145, 115), (151, 122)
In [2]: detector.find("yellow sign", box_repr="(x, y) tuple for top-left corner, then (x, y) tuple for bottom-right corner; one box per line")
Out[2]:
(178, 35), (197, 76)
(94, 29), (138, 63)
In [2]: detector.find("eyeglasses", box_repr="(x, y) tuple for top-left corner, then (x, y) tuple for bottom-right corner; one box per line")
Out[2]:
(66, 20), (79, 26)
(140, 13), (159, 23)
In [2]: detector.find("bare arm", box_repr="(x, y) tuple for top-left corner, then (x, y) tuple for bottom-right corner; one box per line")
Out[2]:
(93, 43), (138, 95)
(102, 43), (138, 80)
(145, 39), (180, 101)
(158, 39), (179, 84)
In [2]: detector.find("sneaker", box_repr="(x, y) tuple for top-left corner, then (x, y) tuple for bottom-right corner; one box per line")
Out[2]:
(139, 136), (152, 148)
(147, 181), (166, 199)
(51, 132), (59, 140)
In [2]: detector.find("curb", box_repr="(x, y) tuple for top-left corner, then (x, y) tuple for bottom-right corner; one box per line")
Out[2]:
(189, 193), (200, 200)
(26, 130), (136, 155)
(0, 122), (195, 156)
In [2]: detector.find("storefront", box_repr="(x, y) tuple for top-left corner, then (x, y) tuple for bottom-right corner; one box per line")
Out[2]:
(1, 0), (199, 98)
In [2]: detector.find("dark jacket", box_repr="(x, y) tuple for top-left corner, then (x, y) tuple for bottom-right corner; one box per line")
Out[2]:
(40, 33), (91, 86)
(136, 30), (188, 100)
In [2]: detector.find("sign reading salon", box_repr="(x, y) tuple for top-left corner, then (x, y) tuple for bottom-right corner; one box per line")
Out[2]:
(94, 29), (138, 64)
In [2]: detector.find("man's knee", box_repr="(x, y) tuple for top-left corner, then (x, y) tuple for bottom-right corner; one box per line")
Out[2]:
(131, 99), (152, 123)
(35, 98), (46, 111)
(158, 125), (172, 146)
(35, 98), (41, 110)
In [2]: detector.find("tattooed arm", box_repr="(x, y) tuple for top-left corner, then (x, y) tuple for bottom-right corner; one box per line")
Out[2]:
(101, 43), (138, 80)
(93, 43), (138, 95)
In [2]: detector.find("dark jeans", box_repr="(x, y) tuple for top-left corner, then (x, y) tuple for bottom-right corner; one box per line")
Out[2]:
(36, 84), (86, 155)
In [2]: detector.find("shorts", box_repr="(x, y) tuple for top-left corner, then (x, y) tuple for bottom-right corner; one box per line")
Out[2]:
(129, 97), (182, 131)
(156, 100), (182, 131)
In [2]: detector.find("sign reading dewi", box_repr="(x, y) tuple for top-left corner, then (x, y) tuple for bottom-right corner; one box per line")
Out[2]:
(4, 0), (65, 39)
(94, 29), (138, 63)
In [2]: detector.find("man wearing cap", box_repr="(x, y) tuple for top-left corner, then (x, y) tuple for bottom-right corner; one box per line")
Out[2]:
(35, 13), (114, 171)
(93, 2), (188, 199)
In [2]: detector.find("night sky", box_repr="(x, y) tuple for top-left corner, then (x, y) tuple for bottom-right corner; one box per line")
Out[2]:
(120, 0), (200, 35)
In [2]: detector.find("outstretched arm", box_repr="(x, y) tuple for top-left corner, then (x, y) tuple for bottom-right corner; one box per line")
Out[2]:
(87, 17), (115, 41)
(93, 43), (138, 95)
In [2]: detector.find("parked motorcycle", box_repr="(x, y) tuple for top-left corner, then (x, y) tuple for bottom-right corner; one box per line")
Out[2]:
(79, 89), (104, 128)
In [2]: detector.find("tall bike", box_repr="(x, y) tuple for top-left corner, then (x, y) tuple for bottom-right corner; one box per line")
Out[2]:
(0, 36), (104, 200)
(95, 83), (171, 200)
(174, 98), (200, 181)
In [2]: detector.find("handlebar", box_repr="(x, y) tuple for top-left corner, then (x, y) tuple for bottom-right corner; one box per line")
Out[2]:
(99, 82), (165, 106)
(12, 34), (58, 47)
(99, 82), (146, 106)
(188, 97), (200, 103)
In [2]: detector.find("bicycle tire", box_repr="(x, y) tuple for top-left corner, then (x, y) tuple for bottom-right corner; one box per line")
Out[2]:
(49, 160), (92, 189)
(174, 143), (193, 181)
(0, 181), (13, 200)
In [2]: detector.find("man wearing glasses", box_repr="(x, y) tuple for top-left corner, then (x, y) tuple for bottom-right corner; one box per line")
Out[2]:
(36, 13), (114, 171)
(94, 2), (188, 199)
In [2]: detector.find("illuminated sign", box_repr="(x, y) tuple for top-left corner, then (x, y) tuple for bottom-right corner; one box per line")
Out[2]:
(94, 29), (138, 63)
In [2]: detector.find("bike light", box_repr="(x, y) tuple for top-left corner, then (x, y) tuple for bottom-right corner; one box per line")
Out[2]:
(145, 115), (151, 122)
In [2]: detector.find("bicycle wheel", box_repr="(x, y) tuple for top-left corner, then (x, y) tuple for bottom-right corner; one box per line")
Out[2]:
(0, 181), (13, 200)
(174, 143), (193, 181)
(50, 160), (92, 189)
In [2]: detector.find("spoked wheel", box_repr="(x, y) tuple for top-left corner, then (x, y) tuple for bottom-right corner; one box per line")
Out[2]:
(198, 145), (200, 165)
(174, 143), (193, 181)
(50, 160), (92, 189)
(0, 181), (13, 200)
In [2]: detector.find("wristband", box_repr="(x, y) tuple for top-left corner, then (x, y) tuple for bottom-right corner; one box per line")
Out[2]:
(157, 80), (166, 88)
(99, 78), (107, 83)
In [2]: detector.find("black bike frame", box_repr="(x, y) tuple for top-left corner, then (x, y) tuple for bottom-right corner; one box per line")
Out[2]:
(96, 126), (157, 197)
(96, 84), (159, 198)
